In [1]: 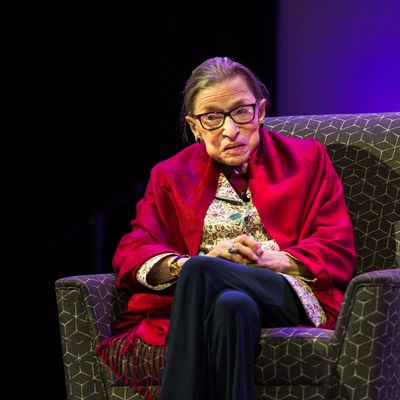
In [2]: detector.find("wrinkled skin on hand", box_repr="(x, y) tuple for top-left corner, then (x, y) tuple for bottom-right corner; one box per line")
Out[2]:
(207, 234), (291, 273)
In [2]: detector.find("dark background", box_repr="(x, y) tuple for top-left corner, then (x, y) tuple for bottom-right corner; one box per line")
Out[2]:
(14, 1), (399, 398)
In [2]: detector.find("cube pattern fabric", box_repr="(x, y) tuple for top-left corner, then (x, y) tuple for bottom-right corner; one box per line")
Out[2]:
(56, 112), (400, 400)
(265, 113), (399, 275)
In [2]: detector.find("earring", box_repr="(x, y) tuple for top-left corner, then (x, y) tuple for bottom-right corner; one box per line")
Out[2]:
(195, 136), (203, 143)
(259, 118), (265, 127)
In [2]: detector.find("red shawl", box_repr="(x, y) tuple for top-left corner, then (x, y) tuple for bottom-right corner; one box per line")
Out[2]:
(97, 129), (356, 389)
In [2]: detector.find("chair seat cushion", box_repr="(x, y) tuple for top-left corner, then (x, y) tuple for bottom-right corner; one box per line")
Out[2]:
(101, 326), (335, 389)
(256, 327), (335, 385)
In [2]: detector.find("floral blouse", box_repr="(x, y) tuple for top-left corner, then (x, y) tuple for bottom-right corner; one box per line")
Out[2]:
(137, 173), (327, 327)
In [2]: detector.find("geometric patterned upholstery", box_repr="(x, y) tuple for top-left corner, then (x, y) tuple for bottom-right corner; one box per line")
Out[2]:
(56, 112), (400, 400)
(265, 112), (400, 275)
(332, 269), (400, 400)
(256, 268), (400, 400)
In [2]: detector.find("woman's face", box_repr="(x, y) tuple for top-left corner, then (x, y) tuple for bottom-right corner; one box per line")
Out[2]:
(186, 76), (266, 167)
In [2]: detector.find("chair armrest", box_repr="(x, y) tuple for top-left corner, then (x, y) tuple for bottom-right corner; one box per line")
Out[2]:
(55, 273), (129, 399)
(56, 273), (128, 341)
(334, 268), (400, 340)
(332, 268), (400, 397)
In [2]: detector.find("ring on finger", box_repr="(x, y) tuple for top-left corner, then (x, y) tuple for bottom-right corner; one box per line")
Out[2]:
(228, 245), (239, 254)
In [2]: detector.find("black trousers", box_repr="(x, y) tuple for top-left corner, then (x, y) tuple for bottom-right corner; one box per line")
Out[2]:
(158, 256), (309, 400)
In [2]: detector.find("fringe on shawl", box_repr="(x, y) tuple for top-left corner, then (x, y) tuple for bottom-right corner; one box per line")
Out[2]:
(96, 328), (167, 400)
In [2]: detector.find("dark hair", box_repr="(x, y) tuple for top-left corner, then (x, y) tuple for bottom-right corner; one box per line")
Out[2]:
(180, 56), (271, 142)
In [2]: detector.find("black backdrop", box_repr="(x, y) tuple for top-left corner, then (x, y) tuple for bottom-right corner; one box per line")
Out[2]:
(18, 2), (277, 397)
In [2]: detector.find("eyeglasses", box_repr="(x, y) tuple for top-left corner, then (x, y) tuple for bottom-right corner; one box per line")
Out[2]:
(194, 103), (257, 130)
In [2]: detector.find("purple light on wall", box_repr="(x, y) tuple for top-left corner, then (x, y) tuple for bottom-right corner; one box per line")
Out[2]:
(276, 0), (400, 115)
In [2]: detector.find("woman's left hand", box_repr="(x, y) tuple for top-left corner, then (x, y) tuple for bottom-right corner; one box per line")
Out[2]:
(253, 250), (292, 273)
(227, 235), (292, 273)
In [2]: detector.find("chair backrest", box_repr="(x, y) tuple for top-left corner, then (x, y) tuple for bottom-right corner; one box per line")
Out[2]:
(265, 112), (400, 275)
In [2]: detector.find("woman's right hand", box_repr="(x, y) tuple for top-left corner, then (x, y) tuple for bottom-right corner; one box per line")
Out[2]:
(207, 234), (263, 264)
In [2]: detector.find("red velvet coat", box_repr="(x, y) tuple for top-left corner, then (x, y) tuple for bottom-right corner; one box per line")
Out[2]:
(113, 128), (357, 329)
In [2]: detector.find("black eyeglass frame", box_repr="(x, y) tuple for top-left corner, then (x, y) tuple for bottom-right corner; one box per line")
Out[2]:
(193, 103), (258, 131)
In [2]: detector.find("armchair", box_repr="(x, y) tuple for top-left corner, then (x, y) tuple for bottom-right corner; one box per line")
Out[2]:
(56, 112), (400, 400)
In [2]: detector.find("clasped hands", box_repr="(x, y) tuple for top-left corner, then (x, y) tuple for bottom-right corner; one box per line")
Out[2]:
(207, 234), (291, 273)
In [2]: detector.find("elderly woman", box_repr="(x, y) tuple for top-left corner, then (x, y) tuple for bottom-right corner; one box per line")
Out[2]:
(98, 56), (356, 400)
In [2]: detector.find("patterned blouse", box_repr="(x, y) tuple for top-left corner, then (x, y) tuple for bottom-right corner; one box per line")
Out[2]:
(137, 173), (327, 327)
